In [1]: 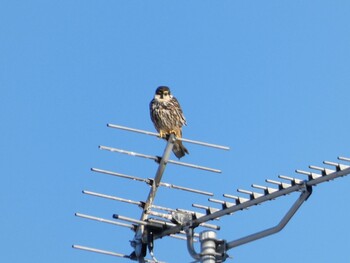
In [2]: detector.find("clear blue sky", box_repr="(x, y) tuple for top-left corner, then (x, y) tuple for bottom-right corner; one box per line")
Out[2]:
(1, 1), (350, 262)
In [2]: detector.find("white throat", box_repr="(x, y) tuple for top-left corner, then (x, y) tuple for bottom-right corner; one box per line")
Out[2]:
(154, 94), (172, 102)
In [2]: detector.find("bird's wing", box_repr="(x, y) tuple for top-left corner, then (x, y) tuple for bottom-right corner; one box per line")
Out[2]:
(172, 97), (187, 126)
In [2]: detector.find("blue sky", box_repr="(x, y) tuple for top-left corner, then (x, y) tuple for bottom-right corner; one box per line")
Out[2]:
(1, 1), (350, 262)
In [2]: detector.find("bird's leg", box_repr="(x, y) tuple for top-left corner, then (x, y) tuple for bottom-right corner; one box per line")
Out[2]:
(168, 130), (178, 139)
(159, 130), (166, 138)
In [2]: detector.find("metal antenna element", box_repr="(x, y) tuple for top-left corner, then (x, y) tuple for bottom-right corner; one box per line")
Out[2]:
(107, 123), (230, 150)
(98, 145), (222, 173)
(73, 124), (228, 263)
(73, 123), (350, 263)
(90, 168), (214, 196)
(72, 245), (165, 263)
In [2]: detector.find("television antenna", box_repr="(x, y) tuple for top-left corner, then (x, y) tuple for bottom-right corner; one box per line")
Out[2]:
(73, 123), (350, 262)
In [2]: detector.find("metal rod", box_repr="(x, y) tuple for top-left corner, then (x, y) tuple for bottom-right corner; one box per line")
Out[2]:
(92, 168), (213, 196)
(278, 175), (304, 185)
(150, 205), (176, 213)
(295, 169), (321, 180)
(185, 228), (201, 261)
(323, 161), (339, 166)
(140, 134), (175, 221)
(199, 223), (221, 231)
(226, 187), (312, 250)
(208, 199), (235, 209)
(99, 145), (158, 161)
(148, 218), (177, 227)
(323, 161), (350, 171)
(75, 213), (134, 229)
(72, 245), (130, 259)
(133, 134), (176, 261)
(223, 194), (249, 204)
(159, 182), (214, 196)
(82, 190), (143, 206)
(167, 159), (221, 173)
(251, 184), (278, 194)
(169, 234), (193, 241)
(265, 179), (291, 189)
(146, 210), (172, 220)
(237, 189), (263, 199)
(192, 203), (210, 210)
(91, 168), (148, 183)
(208, 198), (225, 205)
(99, 146), (221, 173)
(180, 138), (230, 151)
(108, 123), (160, 137)
(72, 245), (163, 263)
(338, 156), (350, 162)
(309, 165), (334, 175)
(107, 123), (230, 150)
(114, 214), (149, 226)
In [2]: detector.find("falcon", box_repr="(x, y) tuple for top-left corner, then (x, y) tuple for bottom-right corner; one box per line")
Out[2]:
(150, 86), (189, 159)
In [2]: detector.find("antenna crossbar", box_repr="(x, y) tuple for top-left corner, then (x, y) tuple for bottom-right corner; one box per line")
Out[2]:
(83, 190), (143, 206)
(99, 145), (221, 173)
(73, 245), (131, 259)
(91, 168), (147, 182)
(91, 168), (213, 196)
(107, 123), (230, 150)
(75, 213), (134, 229)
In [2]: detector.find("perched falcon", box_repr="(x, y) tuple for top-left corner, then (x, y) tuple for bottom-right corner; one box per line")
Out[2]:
(150, 86), (189, 159)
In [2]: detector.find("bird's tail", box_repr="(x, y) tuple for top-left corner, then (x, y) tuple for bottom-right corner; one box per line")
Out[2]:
(172, 140), (189, 159)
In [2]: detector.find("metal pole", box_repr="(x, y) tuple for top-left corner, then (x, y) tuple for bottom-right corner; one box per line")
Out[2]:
(140, 134), (175, 220)
(133, 134), (176, 262)
(200, 231), (217, 263)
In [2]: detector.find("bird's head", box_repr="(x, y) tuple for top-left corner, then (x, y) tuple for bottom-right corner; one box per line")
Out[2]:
(154, 86), (172, 101)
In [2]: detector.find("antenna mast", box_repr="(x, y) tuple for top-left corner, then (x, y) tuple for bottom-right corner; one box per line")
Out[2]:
(73, 124), (350, 262)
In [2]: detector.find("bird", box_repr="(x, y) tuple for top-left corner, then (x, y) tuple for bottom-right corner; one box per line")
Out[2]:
(150, 86), (189, 159)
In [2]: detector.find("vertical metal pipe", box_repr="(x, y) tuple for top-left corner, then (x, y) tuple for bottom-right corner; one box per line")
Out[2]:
(140, 133), (175, 221)
(200, 231), (217, 263)
(134, 134), (175, 262)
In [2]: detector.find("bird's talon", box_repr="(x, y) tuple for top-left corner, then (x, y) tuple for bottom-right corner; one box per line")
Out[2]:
(159, 131), (166, 138)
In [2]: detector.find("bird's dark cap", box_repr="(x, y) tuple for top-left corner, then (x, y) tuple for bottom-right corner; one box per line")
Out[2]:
(155, 86), (171, 94)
